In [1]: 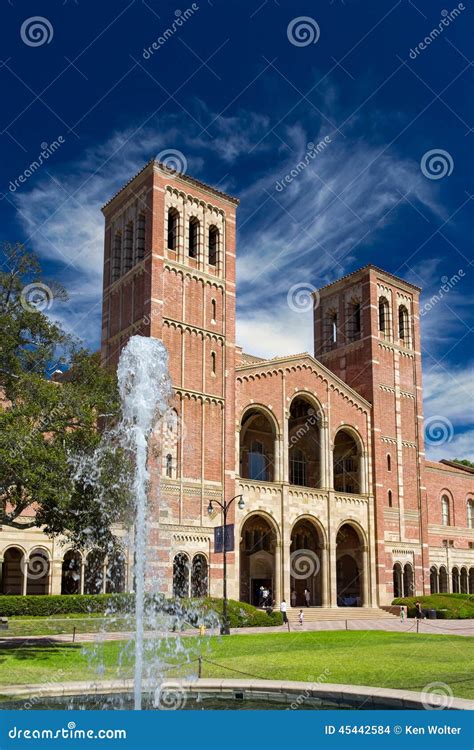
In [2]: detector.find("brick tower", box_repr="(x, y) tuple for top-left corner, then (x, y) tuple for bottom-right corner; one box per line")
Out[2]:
(314, 266), (429, 603)
(101, 160), (239, 597)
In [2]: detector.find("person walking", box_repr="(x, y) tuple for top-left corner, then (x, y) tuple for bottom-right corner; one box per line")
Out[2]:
(280, 599), (288, 625)
(415, 600), (423, 619)
(400, 605), (406, 622)
(304, 588), (310, 607)
(298, 609), (304, 626)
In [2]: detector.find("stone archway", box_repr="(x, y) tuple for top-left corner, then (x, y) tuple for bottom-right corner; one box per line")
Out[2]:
(333, 430), (362, 494)
(290, 519), (324, 606)
(2, 548), (24, 595)
(430, 566), (438, 594)
(439, 566), (448, 593)
(452, 567), (460, 593)
(393, 563), (403, 598)
(191, 554), (208, 598)
(288, 397), (322, 488)
(460, 567), (468, 594)
(84, 550), (105, 595)
(336, 523), (367, 607)
(403, 563), (414, 597)
(26, 548), (50, 595)
(240, 407), (277, 482)
(173, 553), (190, 598)
(106, 549), (126, 594)
(240, 515), (277, 606)
(61, 551), (82, 595)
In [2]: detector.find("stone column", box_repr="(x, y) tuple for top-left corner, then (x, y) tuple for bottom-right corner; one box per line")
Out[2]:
(80, 561), (85, 595)
(282, 530), (291, 604)
(22, 557), (28, 596)
(274, 542), (281, 604)
(321, 545), (329, 606)
(50, 560), (62, 595)
(319, 421), (328, 488)
(360, 452), (367, 494)
(102, 559), (108, 594)
(328, 440), (334, 490)
(274, 435), (283, 482)
(328, 529), (337, 607)
(362, 546), (370, 607)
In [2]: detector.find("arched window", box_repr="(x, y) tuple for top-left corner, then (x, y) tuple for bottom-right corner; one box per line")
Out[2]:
(378, 297), (390, 336)
(430, 566), (438, 594)
(439, 566), (448, 593)
(111, 231), (122, 283)
(398, 305), (409, 344)
(211, 299), (216, 322)
(61, 550), (82, 595)
(26, 549), (50, 595)
(452, 567), (460, 593)
(248, 440), (269, 481)
(403, 563), (414, 597)
(388, 490), (393, 507)
(392, 563), (402, 598)
(211, 351), (216, 375)
(289, 447), (308, 487)
(323, 310), (338, 350)
(173, 553), (190, 598)
(331, 313), (338, 343)
(387, 454), (392, 472)
(189, 217), (199, 258)
(208, 225), (218, 266)
(347, 300), (361, 341)
(136, 212), (146, 262)
(441, 495), (450, 526)
(123, 221), (134, 273)
(333, 429), (361, 494)
(167, 208), (179, 250)
(191, 554), (208, 598)
(467, 499), (474, 529)
(161, 409), (179, 479)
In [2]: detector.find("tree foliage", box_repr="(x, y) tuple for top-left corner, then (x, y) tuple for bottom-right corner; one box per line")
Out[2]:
(0, 243), (131, 550)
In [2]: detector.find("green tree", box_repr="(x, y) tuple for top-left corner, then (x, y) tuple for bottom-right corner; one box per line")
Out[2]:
(0, 243), (131, 550)
(452, 458), (474, 469)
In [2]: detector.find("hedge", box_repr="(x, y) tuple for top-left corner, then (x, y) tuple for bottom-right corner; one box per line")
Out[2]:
(0, 593), (134, 618)
(392, 593), (474, 619)
(0, 593), (283, 627)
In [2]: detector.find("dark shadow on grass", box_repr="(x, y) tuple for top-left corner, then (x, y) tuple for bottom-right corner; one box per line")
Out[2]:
(0, 642), (82, 662)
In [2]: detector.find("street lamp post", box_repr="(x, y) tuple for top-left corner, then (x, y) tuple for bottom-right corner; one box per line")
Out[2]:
(208, 494), (244, 635)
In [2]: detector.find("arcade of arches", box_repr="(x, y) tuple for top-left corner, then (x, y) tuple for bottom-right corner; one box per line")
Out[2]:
(0, 547), (127, 596)
(393, 563), (474, 597)
(233, 515), (370, 608)
(239, 400), (366, 493)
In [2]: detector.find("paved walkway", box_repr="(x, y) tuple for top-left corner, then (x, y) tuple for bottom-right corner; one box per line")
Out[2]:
(0, 617), (471, 646)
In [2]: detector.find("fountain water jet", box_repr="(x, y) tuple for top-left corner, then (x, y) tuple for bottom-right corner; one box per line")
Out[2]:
(116, 335), (173, 710)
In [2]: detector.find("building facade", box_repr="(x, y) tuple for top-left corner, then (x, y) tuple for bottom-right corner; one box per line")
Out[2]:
(1, 161), (473, 607)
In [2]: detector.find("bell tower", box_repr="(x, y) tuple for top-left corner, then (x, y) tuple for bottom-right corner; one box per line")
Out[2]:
(101, 161), (239, 596)
(314, 266), (429, 603)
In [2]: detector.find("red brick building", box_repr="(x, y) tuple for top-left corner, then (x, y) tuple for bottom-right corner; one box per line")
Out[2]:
(98, 160), (474, 608)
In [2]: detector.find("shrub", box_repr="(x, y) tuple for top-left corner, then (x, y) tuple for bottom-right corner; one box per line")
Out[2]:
(0, 593), (134, 618)
(0, 593), (283, 627)
(392, 593), (474, 619)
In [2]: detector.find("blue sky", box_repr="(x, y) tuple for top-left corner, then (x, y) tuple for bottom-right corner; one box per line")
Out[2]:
(0, 0), (472, 460)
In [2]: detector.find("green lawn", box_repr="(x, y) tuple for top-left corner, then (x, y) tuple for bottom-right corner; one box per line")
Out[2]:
(0, 631), (472, 699)
(5, 614), (130, 637)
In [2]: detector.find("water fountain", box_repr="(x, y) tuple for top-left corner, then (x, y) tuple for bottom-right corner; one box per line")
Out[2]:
(116, 335), (173, 710)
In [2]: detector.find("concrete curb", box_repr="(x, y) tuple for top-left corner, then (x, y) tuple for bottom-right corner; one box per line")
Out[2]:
(0, 679), (472, 710)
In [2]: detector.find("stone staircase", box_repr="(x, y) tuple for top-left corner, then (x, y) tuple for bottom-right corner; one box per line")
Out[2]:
(286, 607), (397, 623)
